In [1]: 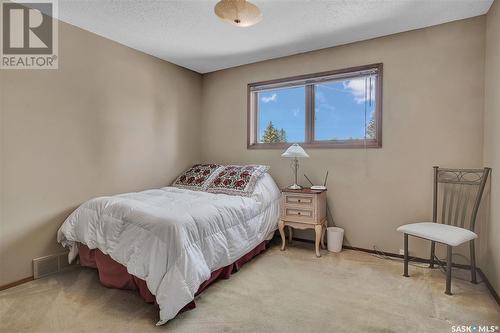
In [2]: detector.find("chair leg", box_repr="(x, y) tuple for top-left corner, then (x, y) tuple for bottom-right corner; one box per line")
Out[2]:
(429, 241), (436, 268)
(403, 233), (409, 277)
(445, 245), (452, 295)
(470, 240), (477, 284)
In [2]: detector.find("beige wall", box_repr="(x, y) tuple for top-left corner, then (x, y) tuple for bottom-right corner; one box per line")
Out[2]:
(0, 21), (202, 285)
(1, 11), (495, 289)
(201, 17), (486, 261)
(483, 0), (500, 293)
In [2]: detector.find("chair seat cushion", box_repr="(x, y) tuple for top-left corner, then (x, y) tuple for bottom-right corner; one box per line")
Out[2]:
(397, 222), (477, 246)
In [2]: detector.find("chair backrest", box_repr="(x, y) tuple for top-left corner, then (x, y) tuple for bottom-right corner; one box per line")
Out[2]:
(433, 166), (490, 232)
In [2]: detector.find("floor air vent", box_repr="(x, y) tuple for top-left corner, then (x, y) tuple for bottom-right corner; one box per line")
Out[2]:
(33, 252), (72, 279)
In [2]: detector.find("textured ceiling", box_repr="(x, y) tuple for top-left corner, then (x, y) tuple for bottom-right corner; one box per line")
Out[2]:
(56, 0), (493, 73)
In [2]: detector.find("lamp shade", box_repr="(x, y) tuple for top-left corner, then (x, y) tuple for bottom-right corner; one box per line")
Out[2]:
(281, 144), (309, 158)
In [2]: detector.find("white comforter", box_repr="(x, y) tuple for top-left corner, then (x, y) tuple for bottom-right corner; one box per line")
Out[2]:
(57, 173), (280, 325)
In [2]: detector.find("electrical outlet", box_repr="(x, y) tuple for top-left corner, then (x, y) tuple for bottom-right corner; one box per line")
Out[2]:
(399, 249), (405, 255)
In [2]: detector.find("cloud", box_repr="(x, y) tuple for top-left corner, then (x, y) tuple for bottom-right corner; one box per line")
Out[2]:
(292, 108), (300, 117)
(261, 93), (277, 103)
(316, 91), (326, 104)
(315, 91), (335, 113)
(342, 78), (376, 104)
(319, 104), (336, 113)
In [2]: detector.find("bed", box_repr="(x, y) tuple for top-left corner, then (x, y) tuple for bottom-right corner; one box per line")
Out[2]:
(57, 170), (280, 325)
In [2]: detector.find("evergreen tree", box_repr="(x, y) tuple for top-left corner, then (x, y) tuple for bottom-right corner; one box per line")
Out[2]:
(278, 128), (287, 142)
(262, 121), (287, 143)
(366, 118), (376, 139)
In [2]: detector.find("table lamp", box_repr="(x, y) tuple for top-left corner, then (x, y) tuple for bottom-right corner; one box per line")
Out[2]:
(281, 144), (309, 189)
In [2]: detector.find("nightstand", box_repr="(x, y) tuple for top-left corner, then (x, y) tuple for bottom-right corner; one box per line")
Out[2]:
(278, 188), (327, 257)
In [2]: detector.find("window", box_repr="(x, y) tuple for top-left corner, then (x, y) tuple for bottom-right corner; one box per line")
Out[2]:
(247, 63), (382, 148)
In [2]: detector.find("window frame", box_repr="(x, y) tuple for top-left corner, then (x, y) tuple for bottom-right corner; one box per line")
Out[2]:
(247, 63), (383, 149)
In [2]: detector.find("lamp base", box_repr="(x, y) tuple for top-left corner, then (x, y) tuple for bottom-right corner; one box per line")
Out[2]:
(288, 183), (302, 190)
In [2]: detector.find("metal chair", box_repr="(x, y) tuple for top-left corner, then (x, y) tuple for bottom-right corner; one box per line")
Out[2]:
(397, 166), (490, 295)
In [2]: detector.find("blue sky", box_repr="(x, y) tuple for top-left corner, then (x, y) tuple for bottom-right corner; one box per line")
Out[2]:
(258, 77), (376, 142)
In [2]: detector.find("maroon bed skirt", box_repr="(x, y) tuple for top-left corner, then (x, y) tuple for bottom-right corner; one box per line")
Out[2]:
(78, 240), (269, 313)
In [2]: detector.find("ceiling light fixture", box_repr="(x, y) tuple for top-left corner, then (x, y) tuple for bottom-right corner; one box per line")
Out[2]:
(214, 0), (262, 27)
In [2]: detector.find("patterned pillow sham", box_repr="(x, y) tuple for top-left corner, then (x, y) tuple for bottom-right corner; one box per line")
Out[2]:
(206, 165), (269, 197)
(172, 164), (223, 191)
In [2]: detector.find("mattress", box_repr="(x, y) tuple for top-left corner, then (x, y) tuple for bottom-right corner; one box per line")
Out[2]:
(57, 173), (281, 325)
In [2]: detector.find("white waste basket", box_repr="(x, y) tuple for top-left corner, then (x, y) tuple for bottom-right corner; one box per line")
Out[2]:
(327, 227), (344, 253)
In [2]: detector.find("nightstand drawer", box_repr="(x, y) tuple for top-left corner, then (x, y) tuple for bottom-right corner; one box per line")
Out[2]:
(284, 194), (314, 207)
(284, 208), (314, 221)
